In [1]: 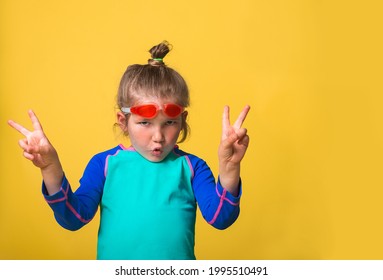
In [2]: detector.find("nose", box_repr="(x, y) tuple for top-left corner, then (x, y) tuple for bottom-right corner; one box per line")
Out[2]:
(152, 127), (165, 143)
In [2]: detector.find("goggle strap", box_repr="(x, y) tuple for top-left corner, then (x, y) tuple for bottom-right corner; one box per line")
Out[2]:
(121, 107), (131, 114)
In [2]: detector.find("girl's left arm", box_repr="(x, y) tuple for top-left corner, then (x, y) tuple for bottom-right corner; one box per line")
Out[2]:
(218, 105), (250, 196)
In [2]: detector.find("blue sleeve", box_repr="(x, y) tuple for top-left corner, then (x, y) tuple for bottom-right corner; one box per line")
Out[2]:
(187, 154), (242, 230)
(42, 146), (120, 231)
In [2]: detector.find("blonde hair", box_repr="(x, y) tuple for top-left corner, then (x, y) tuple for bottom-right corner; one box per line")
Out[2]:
(117, 41), (190, 142)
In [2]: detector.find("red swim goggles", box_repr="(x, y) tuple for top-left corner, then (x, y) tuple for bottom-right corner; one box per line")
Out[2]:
(121, 103), (184, 119)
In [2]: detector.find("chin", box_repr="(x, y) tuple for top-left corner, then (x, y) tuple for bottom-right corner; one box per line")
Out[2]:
(145, 154), (166, 163)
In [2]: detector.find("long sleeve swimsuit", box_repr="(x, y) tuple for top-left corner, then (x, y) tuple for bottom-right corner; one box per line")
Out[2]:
(42, 144), (241, 260)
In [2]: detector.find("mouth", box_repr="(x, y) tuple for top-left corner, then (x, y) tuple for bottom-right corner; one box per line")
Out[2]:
(151, 147), (163, 157)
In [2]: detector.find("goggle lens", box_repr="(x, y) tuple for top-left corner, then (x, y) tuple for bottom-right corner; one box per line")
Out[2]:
(122, 103), (183, 119)
(163, 104), (183, 117)
(131, 104), (158, 118)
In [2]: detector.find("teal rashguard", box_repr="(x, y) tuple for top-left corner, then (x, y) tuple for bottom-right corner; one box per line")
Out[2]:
(43, 145), (242, 259)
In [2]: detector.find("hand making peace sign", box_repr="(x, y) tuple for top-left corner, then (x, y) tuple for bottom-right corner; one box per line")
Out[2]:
(218, 105), (250, 195)
(8, 110), (63, 194)
(8, 110), (56, 168)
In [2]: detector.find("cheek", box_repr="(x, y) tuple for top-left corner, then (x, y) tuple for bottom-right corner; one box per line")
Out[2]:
(128, 126), (148, 143)
(167, 126), (182, 140)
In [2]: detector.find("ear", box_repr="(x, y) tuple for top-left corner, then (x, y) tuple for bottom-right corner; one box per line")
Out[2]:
(182, 110), (188, 120)
(117, 111), (129, 133)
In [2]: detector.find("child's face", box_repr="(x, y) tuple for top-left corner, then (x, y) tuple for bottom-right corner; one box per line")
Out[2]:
(120, 98), (184, 162)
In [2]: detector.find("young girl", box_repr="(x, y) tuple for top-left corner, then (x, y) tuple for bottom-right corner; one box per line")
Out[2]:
(8, 41), (250, 260)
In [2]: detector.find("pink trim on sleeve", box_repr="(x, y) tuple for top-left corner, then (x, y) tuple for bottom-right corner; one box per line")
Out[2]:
(184, 155), (194, 180)
(119, 143), (135, 151)
(104, 149), (122, 177)
(45, 182), (70, 204)
(65, 201), (92, 223)
(215, 185), (240, 206)
(45, 181), (93, 224)
(208, 184), (240, 225)
(172, 148), (194, 180)
(104, 155), (110, 177)
(45, 196), (66, 204)
(208, 188), (227, 225)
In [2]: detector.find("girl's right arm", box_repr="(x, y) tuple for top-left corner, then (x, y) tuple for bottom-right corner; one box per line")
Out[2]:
(9, 110), (103, 230)
(8, 110), (63, 195)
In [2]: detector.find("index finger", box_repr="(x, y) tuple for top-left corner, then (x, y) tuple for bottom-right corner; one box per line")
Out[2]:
(7, 119), (31, 137)
(222, 105), (231, 131)
(233, 105), (250, 130)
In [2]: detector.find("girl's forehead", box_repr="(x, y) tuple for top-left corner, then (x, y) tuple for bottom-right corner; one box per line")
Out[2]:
(133, 96), (178, 105)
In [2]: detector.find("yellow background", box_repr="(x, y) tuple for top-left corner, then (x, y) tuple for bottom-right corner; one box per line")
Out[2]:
(1, 0), (382, 259)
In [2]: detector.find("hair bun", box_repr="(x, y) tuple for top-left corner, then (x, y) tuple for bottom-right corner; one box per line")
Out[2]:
(148, 40), (172, 66)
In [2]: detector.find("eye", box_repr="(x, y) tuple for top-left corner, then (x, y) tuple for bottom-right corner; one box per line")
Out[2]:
(138, 121), (151, 126)
(165, 120), (177, 126)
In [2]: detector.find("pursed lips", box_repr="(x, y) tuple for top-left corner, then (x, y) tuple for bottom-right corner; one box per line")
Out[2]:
(151, 147), (163, 156)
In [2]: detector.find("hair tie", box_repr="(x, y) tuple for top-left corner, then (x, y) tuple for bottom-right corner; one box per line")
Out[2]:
(152, 58), (163, 62)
